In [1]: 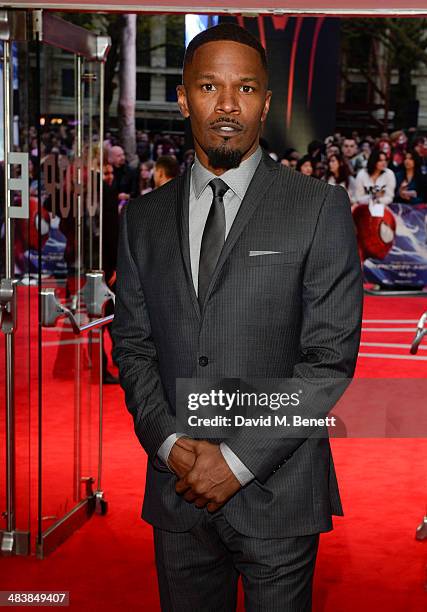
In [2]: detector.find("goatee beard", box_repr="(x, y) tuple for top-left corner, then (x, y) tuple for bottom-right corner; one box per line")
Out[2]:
(207, 145), (244, 170)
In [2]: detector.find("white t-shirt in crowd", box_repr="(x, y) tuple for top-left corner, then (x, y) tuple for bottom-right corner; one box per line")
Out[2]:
(354, 168), (396, 206)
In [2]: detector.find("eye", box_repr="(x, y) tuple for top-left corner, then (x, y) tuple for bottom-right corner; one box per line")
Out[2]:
(240, 85), (255, 93)
(201, 83), (216, 92)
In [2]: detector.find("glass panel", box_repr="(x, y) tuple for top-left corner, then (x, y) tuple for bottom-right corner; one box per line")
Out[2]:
(0, 38), (33, 548)
(37, 46), (102, 548)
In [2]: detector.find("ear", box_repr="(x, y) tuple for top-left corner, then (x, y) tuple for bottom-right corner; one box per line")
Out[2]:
(261, 90), (272, 124)
(176, 84), (190, 119)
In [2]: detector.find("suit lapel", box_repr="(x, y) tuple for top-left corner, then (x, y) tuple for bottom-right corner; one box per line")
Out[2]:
(201, 151), (280, 311)
(175, 167), (201, 320)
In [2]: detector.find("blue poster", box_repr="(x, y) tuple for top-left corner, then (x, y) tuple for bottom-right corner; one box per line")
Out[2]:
(362, 203), (427, 287)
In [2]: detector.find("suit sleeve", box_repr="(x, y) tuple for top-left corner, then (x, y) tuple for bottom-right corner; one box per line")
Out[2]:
(225, 184), (364, 484)
(111, 204), (176, 460)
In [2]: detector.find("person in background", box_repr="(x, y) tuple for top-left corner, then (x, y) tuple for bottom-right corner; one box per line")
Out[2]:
(377, 138), (392, 164)
(324, 153), (356, 205)
(101, 162), (120, 384)
(296, 154), (314, 176)
(180, 148), (195, 174)
(307, 139), (324, 166)
(394, 150), (426, 204)
(413, 137), (427, 175)
(352, 140), (371, 174)
(136, 131), (152, 162)
(313, 160), (327, 180)
(288, 151), (300, 168)
(153, 139), (174, 160)
(389, 148), (404, 177)
(101, 163), (119, 287)
(341, 137), (358, 175)
(280, 148), (300, 169)
(153, 155), (180, 189)
(28, 155), (42, 196)
(355, 149), (396, 207)
(139, 160), (154, 195)
(109, 145), (138, 201)
(326, 143), (341, 159)
(351, 130), (360, 144)
(390, 130), (408, 162)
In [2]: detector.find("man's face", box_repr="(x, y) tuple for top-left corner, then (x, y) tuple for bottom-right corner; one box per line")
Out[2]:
(110, 146), (125, 168)
(177, 40), (272, 173)
(342, 139), (357, 159)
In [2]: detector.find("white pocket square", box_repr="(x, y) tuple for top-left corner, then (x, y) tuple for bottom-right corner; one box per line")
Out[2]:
(248, 250), (283, 256)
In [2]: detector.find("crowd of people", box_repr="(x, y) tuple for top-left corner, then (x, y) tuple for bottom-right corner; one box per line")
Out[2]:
(10, 122), (427, 281)
(26, 123), (427, 209)
(272, 129), (427, 208)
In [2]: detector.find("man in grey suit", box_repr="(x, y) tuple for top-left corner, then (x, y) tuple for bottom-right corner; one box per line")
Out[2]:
(112, 23), (363, 611)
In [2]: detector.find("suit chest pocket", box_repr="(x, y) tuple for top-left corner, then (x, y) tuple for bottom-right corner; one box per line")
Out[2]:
(245, 251), (303, 267)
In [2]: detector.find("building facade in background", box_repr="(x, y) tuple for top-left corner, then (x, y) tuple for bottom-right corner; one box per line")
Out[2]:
(30, 14), (427, 142)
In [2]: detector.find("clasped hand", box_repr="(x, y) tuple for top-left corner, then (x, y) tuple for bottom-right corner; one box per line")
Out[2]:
(167, 437), (241, 512)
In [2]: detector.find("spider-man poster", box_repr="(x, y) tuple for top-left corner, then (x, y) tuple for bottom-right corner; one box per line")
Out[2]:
(358, 204), (427, 287)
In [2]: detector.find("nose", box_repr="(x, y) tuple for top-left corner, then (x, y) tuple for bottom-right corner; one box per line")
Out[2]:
(214, 85), (240, 115)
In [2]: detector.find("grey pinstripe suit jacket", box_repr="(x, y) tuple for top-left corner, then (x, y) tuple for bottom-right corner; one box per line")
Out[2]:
(112, 150), (363, 538)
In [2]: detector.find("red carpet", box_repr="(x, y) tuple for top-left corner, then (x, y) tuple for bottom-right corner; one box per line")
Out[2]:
(1, 293), (426, 611)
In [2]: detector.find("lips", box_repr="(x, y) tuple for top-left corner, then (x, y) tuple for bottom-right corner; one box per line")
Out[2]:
(210, 123), (243, 136)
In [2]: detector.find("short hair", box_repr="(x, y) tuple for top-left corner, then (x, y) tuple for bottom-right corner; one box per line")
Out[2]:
(155, 155), (180, 179)
(183, 23), (267, 74)
(296, 155), (313, 172)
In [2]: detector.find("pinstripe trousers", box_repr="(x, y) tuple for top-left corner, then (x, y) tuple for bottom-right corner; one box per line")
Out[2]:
(153, 510), (319, 612)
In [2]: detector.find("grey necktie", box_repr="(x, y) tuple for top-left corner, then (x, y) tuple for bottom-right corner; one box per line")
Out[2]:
(198, 178), (229, 308)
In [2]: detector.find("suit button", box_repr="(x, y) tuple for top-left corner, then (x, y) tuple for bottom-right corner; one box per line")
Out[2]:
(198, 356), (208, 367)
